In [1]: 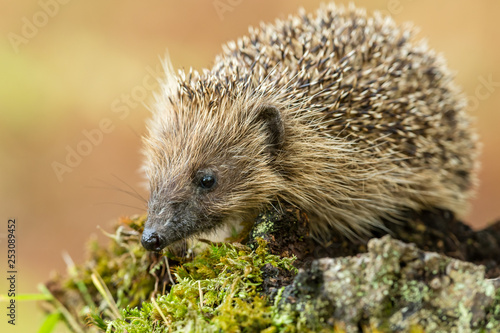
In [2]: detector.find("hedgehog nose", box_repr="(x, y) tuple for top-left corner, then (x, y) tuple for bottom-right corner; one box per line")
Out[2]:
(141, 228), (167, 252)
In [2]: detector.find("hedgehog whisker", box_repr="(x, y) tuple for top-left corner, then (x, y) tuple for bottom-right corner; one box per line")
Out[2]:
(112, 174), (148, 203)
(92, 202), (145, 211)
(89, 178), (147, 205)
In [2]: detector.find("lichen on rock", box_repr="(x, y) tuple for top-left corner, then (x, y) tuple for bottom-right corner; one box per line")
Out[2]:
(279, 235), (500, 332)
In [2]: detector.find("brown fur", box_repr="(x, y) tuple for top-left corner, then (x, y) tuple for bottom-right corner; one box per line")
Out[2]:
(141, 3), (479, 250)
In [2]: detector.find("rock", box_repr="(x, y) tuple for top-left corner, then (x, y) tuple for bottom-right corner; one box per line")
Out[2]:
(279, 235), (500, 332)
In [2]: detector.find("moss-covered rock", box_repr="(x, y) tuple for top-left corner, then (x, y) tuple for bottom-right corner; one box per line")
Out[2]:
(41, 212), (500, 332)
(279, 235), (500, 332)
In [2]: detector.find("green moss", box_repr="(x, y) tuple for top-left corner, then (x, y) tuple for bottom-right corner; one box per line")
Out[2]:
(106, 238), (297, 332)
(42, 215), (303, 332)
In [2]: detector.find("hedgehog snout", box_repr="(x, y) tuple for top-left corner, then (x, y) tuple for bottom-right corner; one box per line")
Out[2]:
(141, 227), (167, 252)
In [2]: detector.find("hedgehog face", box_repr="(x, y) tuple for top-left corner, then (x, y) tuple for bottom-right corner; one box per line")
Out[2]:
(142, 165), (228, 251)
(141, 102), (285, 251)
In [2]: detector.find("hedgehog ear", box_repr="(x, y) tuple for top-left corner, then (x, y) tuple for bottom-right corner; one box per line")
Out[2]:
(254, 105), (285, 157)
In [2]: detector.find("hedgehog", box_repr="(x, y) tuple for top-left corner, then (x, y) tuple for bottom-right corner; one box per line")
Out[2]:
(140, 3), (479, 252)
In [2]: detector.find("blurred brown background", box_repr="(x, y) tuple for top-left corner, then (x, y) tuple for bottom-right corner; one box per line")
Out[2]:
(0, 0), (499, 331)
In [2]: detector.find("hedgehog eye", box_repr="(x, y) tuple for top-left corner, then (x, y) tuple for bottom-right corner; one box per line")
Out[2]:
(199, 174), (216, 190)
